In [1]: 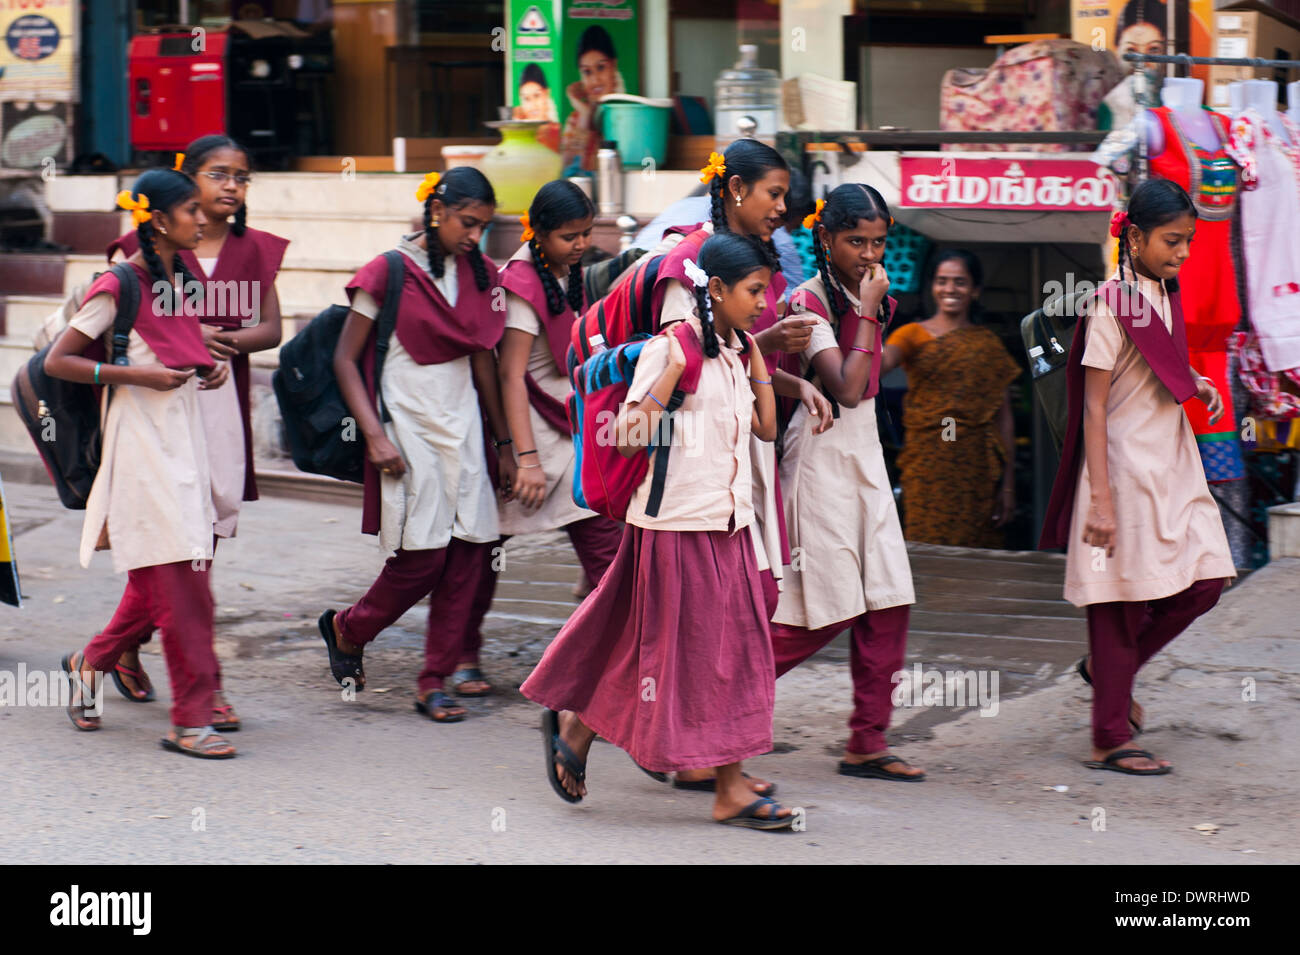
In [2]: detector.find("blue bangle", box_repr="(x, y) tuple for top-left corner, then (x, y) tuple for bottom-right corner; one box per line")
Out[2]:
(646, 392), (666, 410)
(749, 377), (771, 385)
(94, 362), (102, 385)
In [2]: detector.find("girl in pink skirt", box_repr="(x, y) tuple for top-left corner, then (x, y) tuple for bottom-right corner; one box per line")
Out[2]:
(520, 233), (798, 830)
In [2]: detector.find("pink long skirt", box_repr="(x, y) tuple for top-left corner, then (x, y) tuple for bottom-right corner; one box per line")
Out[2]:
(520, 524), (775, 773)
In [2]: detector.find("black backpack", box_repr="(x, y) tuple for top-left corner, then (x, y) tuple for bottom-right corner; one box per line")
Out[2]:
(11, 262), (140, 509)
(1019, 285), (1095, 453)
(273, 250), (404, 483)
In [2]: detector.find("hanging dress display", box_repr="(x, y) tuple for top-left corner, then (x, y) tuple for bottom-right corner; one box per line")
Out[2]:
(1147, 105), (1246, 483)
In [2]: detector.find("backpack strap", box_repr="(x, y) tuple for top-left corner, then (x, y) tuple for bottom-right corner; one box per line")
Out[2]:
(108, 262), (140, 366)
(374, 249), (405, 424)
(645, 325), (705, 518)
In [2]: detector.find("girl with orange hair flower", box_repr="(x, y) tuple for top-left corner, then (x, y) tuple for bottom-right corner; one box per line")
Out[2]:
(318, 167), (517, 724)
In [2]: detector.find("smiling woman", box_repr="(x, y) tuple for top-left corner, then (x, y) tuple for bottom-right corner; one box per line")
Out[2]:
(561, 25), (626, 174)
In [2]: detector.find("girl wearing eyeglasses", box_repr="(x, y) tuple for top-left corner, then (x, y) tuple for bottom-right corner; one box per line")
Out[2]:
(103, 135), (289, 733)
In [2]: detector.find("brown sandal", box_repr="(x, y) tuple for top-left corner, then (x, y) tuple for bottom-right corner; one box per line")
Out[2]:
(160, 726), (236, 759)
(61, 652), (102, 731)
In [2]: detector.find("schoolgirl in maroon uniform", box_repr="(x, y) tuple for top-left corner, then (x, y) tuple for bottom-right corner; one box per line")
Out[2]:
(318, 167), (515, 724)
(53, 169), (236, 758)
(104, 136), (288, 732)
(490, 181), (624, 632)
(522, 232), (801, 830)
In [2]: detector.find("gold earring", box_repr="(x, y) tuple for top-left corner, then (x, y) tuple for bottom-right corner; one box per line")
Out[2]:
(432, 216), (440, 227)
(735, 194), (742, 207)
(160, 226), (168, 235)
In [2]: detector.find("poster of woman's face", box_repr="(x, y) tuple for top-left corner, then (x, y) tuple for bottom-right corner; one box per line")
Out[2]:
(578, 48), (618, 102)
(1116, 0), (1169, 60)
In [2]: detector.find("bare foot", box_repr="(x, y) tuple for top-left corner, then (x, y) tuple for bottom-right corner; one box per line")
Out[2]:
(554, 711), (596, 800)
(675, 767), (775, 795)
(711, 770), (792, 823)
(1091, 742), (1171, 772)
(843, 750), (925, 778)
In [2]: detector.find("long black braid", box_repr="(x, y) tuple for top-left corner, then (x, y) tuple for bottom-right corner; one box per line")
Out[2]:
(709, 139), (787, 275)
(813, 183), (892, 326)
(179, 134), (251, 237)
(424, 166), (496, 291)
(526, 179), (595, 315)
(692, 282), (721, 359)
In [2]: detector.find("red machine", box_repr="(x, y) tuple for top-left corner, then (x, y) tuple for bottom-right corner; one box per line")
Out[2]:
(127, 23), (333, 167)
(129, 32), (229, 152)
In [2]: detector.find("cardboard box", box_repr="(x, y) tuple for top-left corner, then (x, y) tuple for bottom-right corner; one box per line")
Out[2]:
(1207, 10), (1300, 105)
(1071, 1), (1215, 85)
(1214, 1), (1300, 32)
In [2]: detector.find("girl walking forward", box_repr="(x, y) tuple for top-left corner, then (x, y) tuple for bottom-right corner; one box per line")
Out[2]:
(775, 184), (924, 781)
(521, 233), (800, 829)
(105, 136), (289, 730)
(1041, 179), (1235, 775)
(495, 180), (623, 608)
(53, 169), (235, 758)
(319, 168), (515, 724)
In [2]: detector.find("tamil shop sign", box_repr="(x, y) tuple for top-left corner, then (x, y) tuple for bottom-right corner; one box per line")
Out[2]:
(899, 157), (1118, 212)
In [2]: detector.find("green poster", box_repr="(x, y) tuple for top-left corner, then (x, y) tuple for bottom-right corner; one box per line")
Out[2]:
(508, 2), (563, 137)
(559, 0), (639, 172)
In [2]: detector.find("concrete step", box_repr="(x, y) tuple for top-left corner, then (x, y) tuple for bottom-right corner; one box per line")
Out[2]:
(63, 254), (355, 318)
(0, 337), (36, 390)
(252, 213), (414, 266)
(3, 295), (63, 343)
(0, 388), (35, 454)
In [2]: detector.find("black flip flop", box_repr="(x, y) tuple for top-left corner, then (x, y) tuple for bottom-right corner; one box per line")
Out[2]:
(1084, 748), (1172, 776)
(839, 754), (926, 782)
(111, 662), (156, 703)
(630, 755), (669, 783)
(451, 666), (493, 697)
(716, 797), (793, 831)
(543, 709), (585, 804)
(672, 772), (777, 797)
(414, 691), (466, 723)
(1077, 656), (1143, 736)
(318, 609), (364, 690)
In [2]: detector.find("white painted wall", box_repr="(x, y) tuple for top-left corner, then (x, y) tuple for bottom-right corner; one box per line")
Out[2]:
(780, 0), (851, 82)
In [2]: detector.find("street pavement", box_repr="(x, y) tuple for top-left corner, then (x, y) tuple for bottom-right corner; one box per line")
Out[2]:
(1, 469), (1295, 864)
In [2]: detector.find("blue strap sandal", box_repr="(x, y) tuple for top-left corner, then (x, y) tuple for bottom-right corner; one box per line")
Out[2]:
(543, 709), (586, 803)
(717, 796), (793, 831)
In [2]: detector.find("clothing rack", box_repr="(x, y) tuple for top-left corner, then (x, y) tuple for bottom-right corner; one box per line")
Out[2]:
(1121, 52), (1300, 69)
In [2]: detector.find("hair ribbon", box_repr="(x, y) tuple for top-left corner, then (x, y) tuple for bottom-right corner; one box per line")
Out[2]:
(1109, 210), (1130, 238)
(683, 258), (708, 289)
(802, 198), (825, 230)
(117, 190), (152, 226)
(699, 151), (727, 184)
(415, 171), (441, 203)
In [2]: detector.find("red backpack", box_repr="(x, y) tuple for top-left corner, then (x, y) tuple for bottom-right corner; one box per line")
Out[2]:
(569, 226), (709, 365)
(567, 322), (750, 521)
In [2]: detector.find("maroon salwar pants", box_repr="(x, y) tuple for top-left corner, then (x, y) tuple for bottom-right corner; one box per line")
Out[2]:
(771, 605), (910, 755)
(83, 560), (219, 728)
(1084, 577), (1225, 750)
(336, 538), (495, 694)
(122, 537), (224, 692)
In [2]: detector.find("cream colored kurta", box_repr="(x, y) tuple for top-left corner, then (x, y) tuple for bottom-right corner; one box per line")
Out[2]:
(113, 251), (244, 537)
(1063, 273), (1236, 606)
(498, 247), (595, 534)
(623, 317), (756, 533)
(773, 281), (914, 629)
(351, 235), (498, 552)
(655, 221), (783, 582)
(70, 294), (215, 572)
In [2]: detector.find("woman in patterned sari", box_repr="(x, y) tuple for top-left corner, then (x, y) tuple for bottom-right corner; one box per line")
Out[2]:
(882, 250), (1020, 547)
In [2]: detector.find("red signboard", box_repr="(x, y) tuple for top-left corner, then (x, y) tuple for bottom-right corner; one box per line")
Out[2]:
(898, 156), (1118, 212)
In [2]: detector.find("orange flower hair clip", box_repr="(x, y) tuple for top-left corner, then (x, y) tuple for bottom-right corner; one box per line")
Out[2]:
(415, 171), (441, 203)
(173, 152), (185, 172)
(699, 151), (727, 184)
(116, 190), (152, 226)
(520, 211), (535, 242)
(802, 198), (825, 230)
